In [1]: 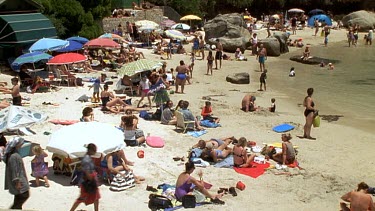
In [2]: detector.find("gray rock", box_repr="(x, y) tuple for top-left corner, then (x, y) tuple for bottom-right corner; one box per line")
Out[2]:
(342, 10), (375, 32)
(226, 72), (250, 84)
(258, 38), (280, 56)
(290, 55), (339, 65)
(205, 13), (251, 53)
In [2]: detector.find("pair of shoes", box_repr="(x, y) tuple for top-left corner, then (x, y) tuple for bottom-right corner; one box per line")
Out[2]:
(217, 188), (228, 194)
(172, 156), (185, 162)
(229, 187), (237, 197)
(211, 197), (225, 205)
(146, 185), (157, 192)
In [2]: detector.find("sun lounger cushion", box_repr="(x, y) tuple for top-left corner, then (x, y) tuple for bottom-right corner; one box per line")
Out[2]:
(146, 136), (164, 148)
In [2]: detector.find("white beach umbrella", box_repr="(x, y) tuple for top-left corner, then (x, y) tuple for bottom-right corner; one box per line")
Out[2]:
(0, 105), (48, 133)
(171, 23), (190, 30)
(47, 122), (125, 158)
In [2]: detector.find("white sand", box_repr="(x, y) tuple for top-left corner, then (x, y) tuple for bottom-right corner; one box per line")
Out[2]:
(0, 27), (374, 211)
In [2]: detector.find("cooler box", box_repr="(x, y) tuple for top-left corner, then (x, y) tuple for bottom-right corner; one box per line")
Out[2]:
(19, 141), (32, 158)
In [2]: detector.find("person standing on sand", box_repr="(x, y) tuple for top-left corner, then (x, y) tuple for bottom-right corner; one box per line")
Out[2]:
(199, 35), (205, 60)
(301, 88), (317, 140)
(175, 60), (188, 94)
(340, 182), (375, 211)
(314, 19), (319, 36)
(3, 137), (30, 210)
(214, 39), (223, 69)
(256, 44), (267, 72)
(259, 69), (267, 91)
(291, 16), (297, 35)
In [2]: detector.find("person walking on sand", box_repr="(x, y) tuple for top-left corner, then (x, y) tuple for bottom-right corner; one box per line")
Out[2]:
(199, 35), (205, 60)
(314, 19), (319, 36)
(340, 182), (375, 211)
(300, 88), (317, 140)
(175, 60), (188, 94)
(70, 143), (100, 211)
(259, 69), (267, 91)
(3, 137), (30, 210)
(256, 44), (267, 72)
(214, 39), (223, 69)
(31, 145), (50, 187)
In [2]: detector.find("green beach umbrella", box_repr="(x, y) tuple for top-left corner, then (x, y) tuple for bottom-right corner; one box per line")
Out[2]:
(117, 59), (163, 77)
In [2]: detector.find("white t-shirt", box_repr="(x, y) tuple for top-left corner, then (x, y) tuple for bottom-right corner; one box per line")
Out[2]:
(166, 73), (174, 82)
(289, 70), (295, 77)
(140, 79), (150, 90)
(368, 30), (373, 39)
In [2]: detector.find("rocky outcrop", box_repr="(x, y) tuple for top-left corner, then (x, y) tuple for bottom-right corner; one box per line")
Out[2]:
(258, 38), (280, 56)
(205, 13), (251, 52)
(290, 55), (339, 65)
(226, 73), (250, 84)
(342, 10), (375, 32)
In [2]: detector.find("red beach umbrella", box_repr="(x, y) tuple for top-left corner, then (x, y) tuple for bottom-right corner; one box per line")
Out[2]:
(84, 38), (121, 49)
(47, 53), (87, 65)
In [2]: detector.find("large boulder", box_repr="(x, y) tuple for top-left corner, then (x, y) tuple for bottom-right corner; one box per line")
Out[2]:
(205, 13), (251, 53)
(226, 73), (250, 84)
(290, 55), (339, 65)
(342, 10), (375, 32)
(258, 38), (280, 56)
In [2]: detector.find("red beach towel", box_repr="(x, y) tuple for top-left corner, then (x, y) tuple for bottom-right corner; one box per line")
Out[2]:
(234, 162), (270, 178)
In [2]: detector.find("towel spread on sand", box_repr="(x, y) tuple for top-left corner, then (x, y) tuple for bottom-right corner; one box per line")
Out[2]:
(213, 155), (234, 168)
(234, 162), (270, 178)
(187, 130), (207, 138)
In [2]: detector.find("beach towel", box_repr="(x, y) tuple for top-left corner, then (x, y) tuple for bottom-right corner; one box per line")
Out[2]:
(213, 155), (233, 168)
(272, 123), (295, 133)
(234, 162), (270, 178)
(199, 120), (221, 128)
(187, 130), (207, 138)
(49, 119), (79, 125)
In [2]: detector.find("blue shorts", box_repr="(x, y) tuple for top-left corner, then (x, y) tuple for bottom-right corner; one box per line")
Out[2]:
(177, 73), (186, 80)
(259, 56), (265, 64)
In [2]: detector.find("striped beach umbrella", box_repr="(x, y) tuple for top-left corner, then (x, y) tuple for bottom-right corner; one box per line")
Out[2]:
(165, 30), (186, 41)
(171, 23), (190, 30)
(117, 59), (162, 77)
(160, 19), (176, 28)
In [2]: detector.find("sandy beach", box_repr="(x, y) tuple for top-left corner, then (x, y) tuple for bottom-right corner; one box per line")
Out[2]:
(0, 27), (374, 211)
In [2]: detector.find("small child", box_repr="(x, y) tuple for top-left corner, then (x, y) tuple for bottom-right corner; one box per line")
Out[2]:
(269, 98), (276, 112)
(328, 63), (335, 70)
(137, 76), (152, 108)
(201, 101), (220, 123)
(31, 145), (50, 187)
(189, 52), (195, 78)
(206, 51), (214, 75)
(289, 67), (296, 77)
(88, 78), (102, 103)
(259, 69), (267, 91)
(1, 78), (21, 106)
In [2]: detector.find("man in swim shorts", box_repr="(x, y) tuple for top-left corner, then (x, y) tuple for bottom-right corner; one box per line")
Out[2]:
(214, 39), (223, 69)
(241, 94), (257, 112)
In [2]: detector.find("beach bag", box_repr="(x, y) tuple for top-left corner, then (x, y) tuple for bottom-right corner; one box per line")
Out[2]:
(313, 115), (321, 128)
(148, 194), (173, 211)
(110, 171), (135, 191)
(139, 110), (152, 120)
(182, 195), (196, 208)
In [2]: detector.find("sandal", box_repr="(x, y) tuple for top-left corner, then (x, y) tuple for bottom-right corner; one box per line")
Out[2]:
(229, 187), (237, 197)
(146, 185), (157, 192)
(211, 197), (225, 205)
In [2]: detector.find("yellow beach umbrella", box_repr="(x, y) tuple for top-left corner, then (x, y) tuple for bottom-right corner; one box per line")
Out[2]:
(243, 16), (252, 20)
(180, 15), (201, 21)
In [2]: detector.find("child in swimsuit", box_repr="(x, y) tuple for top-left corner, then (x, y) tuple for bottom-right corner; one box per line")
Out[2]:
(89, 78), (102, 103)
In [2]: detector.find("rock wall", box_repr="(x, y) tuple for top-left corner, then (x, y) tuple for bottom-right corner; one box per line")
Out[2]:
(102, 8), (164, 32)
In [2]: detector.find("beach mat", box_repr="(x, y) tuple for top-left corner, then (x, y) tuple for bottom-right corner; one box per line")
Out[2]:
(187, 130), (207, 138)
(234, 162), (270, 178)
(272, 123), (295, 133)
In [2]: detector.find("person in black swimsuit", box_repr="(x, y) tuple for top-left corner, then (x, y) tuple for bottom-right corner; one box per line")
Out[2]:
(302, 88), (316, 140)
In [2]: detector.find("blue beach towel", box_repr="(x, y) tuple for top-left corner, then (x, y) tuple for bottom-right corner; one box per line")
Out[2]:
(213, 155), (234, 168)
(200, 120), (221, 128)
(187, 130), (207, 138)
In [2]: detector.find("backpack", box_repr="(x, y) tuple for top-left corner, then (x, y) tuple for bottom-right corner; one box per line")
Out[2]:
(148, 194), (173, 210)
(182, 195), (196, 208)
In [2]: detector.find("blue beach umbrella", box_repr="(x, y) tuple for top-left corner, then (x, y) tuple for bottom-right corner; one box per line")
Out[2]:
(308, 14), (332, 27)
(67, 36), (89, 44)
(29, 38), (69, 52)
(11, 52), (52, 71)
(55, 40), (83, 53)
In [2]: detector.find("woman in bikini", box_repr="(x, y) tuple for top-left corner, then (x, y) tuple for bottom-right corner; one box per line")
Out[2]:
(193, 137), (235, 150)
(175, 161), (224, 204)
(175, 60), (188, 94)
(233, 137), (256, 168)
(204, 141), (232, 163)
(301, 88), (317, 140)
(272, 133), (296, 165)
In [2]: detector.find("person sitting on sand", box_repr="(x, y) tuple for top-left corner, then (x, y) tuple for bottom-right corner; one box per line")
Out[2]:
(234, 48), (246, 61)
(100, 84), (145, 113)
(81, 107), (95, 122)
(328, 63), (334, 70)
(269, 98), (276, 112)
(120, 109), (139, 130)
(340, 182), (375, 211)
(289, 67), (296, 77)
(271, 133), (296, 165)
(179, 101), (204, 131)
(241, 94), (258, 112)
(122, 115), (146, 147)
(302, 46), (310, 61)
(233, 137), (256, 168)
(175, 161), (224, 204)
(128, 45), (146, 59)
(161, 100), (177, 125)
(101, 149), (145, 184)
(201, 101), (220, 124)
(203, 141), (232, 163)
